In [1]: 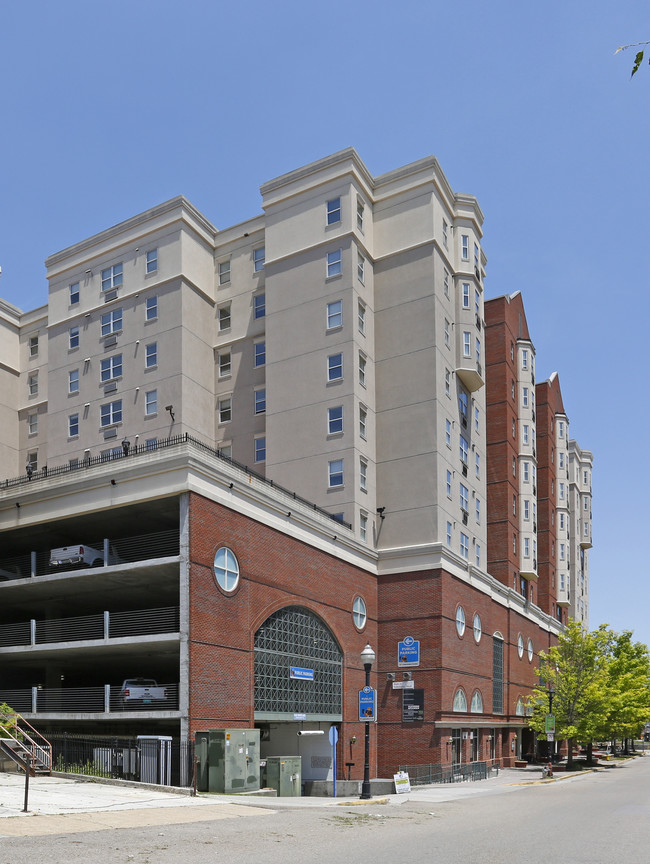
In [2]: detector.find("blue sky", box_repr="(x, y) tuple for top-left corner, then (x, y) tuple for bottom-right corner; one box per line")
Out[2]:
(1, 1), (648, 645)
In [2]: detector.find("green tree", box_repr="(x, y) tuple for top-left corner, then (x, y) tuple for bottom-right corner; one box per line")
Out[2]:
(616, 41), (650, 77)
(528, 621), (610, 769)
(600, 631), (650, 752)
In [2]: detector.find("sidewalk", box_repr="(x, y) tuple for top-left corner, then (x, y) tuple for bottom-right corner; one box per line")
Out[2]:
(0, 762), (611, 837)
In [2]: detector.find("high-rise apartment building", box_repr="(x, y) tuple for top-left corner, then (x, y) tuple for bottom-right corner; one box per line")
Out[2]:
(0, 151), (582, 784)
(485, 293), (593, 627)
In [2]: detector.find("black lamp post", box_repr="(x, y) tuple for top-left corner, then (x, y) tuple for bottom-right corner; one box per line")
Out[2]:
(360, 642), (376, 800)
(548, 686), (555, 762)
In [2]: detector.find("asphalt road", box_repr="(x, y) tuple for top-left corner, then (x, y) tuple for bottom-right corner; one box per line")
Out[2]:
(2, 759), (649, 863)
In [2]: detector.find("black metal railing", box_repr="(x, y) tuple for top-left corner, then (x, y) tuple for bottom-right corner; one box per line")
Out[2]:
(1, 432), (351, 529)
(0, 606), (180, 648)
(46, 733), (194, 787)
(397, 760), (498, 785)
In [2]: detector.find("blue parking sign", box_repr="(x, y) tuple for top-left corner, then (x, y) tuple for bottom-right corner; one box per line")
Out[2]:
(359, 686), (376, 722)
(398, 635), (420, 667)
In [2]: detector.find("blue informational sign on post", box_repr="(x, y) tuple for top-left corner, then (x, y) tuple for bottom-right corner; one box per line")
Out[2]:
(397, 635), (420, 667)
(329, 725), (339, 798)
(359, 686), (377, 722)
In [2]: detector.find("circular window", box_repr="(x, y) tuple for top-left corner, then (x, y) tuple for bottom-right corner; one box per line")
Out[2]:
(352, 596), (367, 630)
(213, 546), (240, 593)
(473, 613), (482, 643)
(456, 605), (466, 637)
(517, 633), (524, 659)
(527, 638), (534, 662)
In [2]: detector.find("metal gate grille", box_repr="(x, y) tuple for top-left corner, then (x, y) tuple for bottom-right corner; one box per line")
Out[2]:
(254, 606), (342, 718)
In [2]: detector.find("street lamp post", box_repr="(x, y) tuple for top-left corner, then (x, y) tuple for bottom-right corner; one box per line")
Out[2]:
(548, 686), (555, 762)
(360, 643), (376, 800)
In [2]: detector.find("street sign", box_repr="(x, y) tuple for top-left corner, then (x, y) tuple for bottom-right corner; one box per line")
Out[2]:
(392, 680), (415, 690)
(359, 686), (377, 722)
(290, 666), (314, 680)
(398, 635), (420, 667)
(393, 771), (411, 794)
(545, 714), (555, 733)
(546, 733), (555, 741)
(328, 726), (339, 746)
(402, 688), (424, 722)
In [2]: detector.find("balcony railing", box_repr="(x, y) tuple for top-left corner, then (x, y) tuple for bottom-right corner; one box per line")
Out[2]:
(1, 432), (350, 529)
(0, 606), (179, 648)
(0, 684), (179, 714)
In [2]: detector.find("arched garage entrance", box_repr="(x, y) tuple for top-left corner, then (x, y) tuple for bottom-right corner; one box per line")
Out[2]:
(254, 606), (343, 785)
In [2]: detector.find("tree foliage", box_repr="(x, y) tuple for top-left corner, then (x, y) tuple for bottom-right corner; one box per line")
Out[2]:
(528, 622), (650, 767)
(616, 41), (650, 77)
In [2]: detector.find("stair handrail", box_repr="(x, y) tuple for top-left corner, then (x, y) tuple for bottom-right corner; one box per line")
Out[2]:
(0, 707), (52, 772)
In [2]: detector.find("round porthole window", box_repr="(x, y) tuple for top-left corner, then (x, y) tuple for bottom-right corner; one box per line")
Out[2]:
(517, 633), (524, 659)
(214, 547), (240, 593)
(456, 605), (466, 637)
(527, 638), (534, 662)
(352, 596), (367, 630)
(473, 613), (482, 643)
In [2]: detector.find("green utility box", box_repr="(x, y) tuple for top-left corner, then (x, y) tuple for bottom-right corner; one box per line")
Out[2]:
(262, 755), (302, 797)
(196, 728), (260, 794)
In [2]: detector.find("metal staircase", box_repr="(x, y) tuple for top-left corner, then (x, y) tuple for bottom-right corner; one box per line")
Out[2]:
(0, 707), (51, 776)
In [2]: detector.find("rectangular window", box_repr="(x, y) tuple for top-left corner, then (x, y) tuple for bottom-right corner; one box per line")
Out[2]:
(28, 413), (38, 435)
(69, 282), (80, 304)
(493, 638), (504, 713)
(524, 537), (530, 557)
(522, 349), (528, 370)
(475, 288), (480, 316)
(254, 436), (266, 463)
(146, 438), (158, 451)
(145, 342), (157, 368)
(523, 462), (530, 482)
(145, 389), (157, 415)
(445, 368), (451, 396)
(219, 351), (231, 377)
(101, 308), (122, 335)
(327, 197), (341, 225)
(446, 419), (451, 447)
(446, 469), (452, 498)
(524, 500), (530, 520)
(254, 341), (266, 367)
(328, 458), (344, 487)
(328, 353), (343, 381)
(360, 511), (368, 542)
(218, 397), (232, 423)
(254, 293), (265, 319)
(523, 425), (529, 445)
(29, 335), (39, 357)
(253, 247), (265, 272)
(28, 373), (38, 396)
(462, 283), (470, 308)
(458, 391), (468, 418)
(559, 512), (565, 529)
(254, 388), (266, 414)
(327, 250), (342, 277)
(359, 457), (368, 491)
(359, 405), (367, 438)
(476, 497), (481, 523)
(461, 235), (469, 260)
(522, 387), (529, 407)
(357, 198), (364, 231)
(69, 326), (80, 349)
(442, 219), (448, 247)
(559, 452), (565, 469)
(475, 452), (480, 477)
(358, 301), (366, 334)
(69, 369), (79, 394)
(559, 421), (565, 438)
(476, 336), (481, 364)
(446, 521), (452, 547)
(357, 253), (365, 283)
(100, 354), (122, 382)
(327, 300), (342, 329)
(513, 494), (517, 515)
(146, 296), (158, 320)
(101, 263), (123, 292)
(443, 268), (450, 298)
(100, 399), (122, 426)
(476, 543), (481, 567)
(460, 435), (468, 464)
(218, 304), (231, 330)
(560, 543), (565, 560)
(460, 483), (469, 511)
(328, 405), (343, 434)
(218, 260), (231, 285)
(358, 352), (366, 386)
(146, 249), (158, 273)
(444, 319), (450, 348)
(460, 532), (469, 559)
(463, 332), (471, 357)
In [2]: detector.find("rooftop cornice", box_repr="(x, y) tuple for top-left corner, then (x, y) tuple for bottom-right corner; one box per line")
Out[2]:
(45, 197), (218, 271)
(260, 147), (373, 197)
